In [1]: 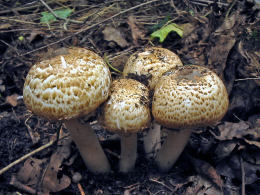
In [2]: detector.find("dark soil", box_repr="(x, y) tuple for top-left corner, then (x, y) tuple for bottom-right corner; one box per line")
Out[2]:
(0, 0), (260, 194)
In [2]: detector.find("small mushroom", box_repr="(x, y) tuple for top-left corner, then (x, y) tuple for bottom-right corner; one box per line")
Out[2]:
(101, 79), (151, 173)
(152, 65), (229, 172)
(23, 47), (111, 174)
(123, 47), (183, 158)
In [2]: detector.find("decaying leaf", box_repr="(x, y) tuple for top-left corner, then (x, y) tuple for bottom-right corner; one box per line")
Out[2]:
(217, 121), (250, 140)
(6, 94), (19, 107)
(190, 156), (223, 189)
(42, 137), (72, 193)
(127, 15), (145, 45)
(185, 176), (223, 195)
(150, 23), (183, 43)
(238, 41), (260, 86)
(17, 157), (47, 185)
(216, 154), (260, 185)
(102, 26), (129, 48)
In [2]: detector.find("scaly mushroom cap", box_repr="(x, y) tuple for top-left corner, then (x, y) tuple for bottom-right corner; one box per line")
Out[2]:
(152, 65), (229, 129)
(102, 79), (151, 133)
(23, 47), (111, 121)
(123, 47), (183, 89)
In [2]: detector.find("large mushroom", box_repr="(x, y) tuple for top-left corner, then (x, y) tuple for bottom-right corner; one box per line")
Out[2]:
(123, 47), (183, 158)
(101, 78), (151, 173)
(23, 47), (111, 174)
(152, 65), (229, 172)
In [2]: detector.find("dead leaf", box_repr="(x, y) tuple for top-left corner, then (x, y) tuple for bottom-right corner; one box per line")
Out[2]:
(190, 156), (223, 189)
(217, 121), (250, 140)
(6, 94), (19, 107)
(102, 26), (129, 48)
(0, 23), (12, 29)
(127, 15), (145, 45)
(185, 176), (223, 195)
(238, 41), (260, 86)
(42, 137), (72, 193)
(17, 157), (47, 185)
(216, 154), (260, 185)
(207, 14), (238, 77)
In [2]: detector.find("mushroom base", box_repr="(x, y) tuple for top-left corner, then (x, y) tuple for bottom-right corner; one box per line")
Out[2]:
(155, 129), (192, 172)
(65, 118), (111, 174)
(119, 133), (137, 173)
(143, 121), (161, 159)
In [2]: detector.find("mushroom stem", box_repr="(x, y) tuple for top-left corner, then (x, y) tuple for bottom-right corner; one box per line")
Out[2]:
(155, 128), (192, 172)
(119, 133), (137, 173)
(143, 121), (161, 159)
(64, 118), (111, 174)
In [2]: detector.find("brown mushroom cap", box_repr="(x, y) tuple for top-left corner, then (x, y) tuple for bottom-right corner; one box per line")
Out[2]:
(123, 47), (183, 90)
(152, 65), (229, 129)
(102, 78), (151, 133)
(23, 47), (111, 121)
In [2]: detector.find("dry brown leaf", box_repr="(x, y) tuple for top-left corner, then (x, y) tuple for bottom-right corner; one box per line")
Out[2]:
(17, 157), (47, 185)
(217, 121), (250, 140)
(190, 157), (223, 189)
(238, 41), (260, 86)
(185, 176), (223, 195)
(207, 14), (237, 76)
(127, 15), (145, 45)
(6, 94), (19, 107)
(102, 26), (129, 48)
(0, 23), (11, 30)
(42, 137), (72, 193)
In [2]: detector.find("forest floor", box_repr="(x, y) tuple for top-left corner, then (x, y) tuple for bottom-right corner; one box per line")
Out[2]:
(0, 0), (260, 194)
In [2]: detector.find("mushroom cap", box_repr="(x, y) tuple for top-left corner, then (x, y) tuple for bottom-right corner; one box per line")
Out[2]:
(152, 65), (229, 129)
(123, 47), (183, 90)
(23, 47), (111, 121)
(102, 79), (151, 133)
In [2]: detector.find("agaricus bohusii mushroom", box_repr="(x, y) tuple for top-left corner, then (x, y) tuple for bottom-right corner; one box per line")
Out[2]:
(123, 47), (183, 158)
(23, 47), (111, 174)
(101, 78), (151, 173)
(152, 65), (229, 172)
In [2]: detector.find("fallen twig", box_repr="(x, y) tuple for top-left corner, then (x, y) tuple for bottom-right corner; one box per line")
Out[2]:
(0, 135), (67, 175)
(20, 0), (162, 56)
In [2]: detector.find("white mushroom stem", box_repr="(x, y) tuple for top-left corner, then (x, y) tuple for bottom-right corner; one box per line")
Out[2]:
(119, 133), (137, 173)
(64, 118), (111, 174)
(155, 128), (192, 172)
(143, 121), (161, 159)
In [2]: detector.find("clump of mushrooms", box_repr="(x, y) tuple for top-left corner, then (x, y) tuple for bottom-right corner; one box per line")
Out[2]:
(152, 65), (229, 172)
(23, 47), (111, 174)
(123, 47), (183, 158)
(100, 78), (151, 173)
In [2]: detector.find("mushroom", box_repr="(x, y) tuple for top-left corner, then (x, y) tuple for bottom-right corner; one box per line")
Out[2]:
(101, 78), (151, 173)
(123, 47), (183, 158)
(152, 65), (229, 172)
(23, 47), (111, 174)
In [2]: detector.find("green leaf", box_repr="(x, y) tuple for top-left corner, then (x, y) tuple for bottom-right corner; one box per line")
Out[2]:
(40, 8), (73, 24)
(150, 23), (183, 43)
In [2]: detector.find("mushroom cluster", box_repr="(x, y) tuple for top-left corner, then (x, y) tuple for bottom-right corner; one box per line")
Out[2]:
(23, 46), (229, 174)
(123, 47), (183, 158)
(23, 47), (111, 174)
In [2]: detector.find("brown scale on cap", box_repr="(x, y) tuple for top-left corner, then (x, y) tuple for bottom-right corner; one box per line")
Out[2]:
(23, 47), (111, 121)
(152, 65), (229, 129)
(123, 47), (183, 90)
(102, 78), (151, 133)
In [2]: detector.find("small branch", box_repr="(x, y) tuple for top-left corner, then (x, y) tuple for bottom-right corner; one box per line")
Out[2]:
(240, 157), (245, 195)
(20, 0), (162, 56)
(0, 135), (67, 175)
